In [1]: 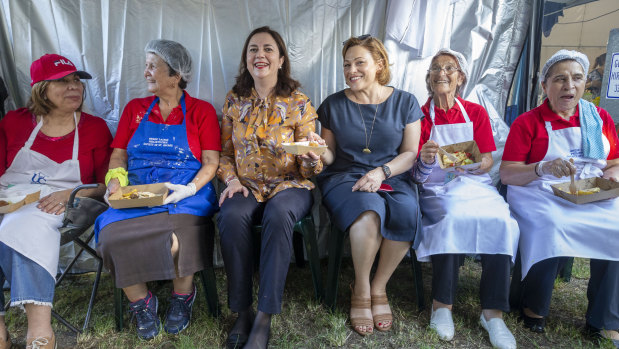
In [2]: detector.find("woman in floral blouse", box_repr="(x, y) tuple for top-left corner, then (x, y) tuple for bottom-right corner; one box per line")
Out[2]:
(216, 26), (323, 349)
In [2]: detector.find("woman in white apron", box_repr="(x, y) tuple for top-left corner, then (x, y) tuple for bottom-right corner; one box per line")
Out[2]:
(412, 49), (518, 349)
(501, 50), (619, 345)
(0, 54), (111, 349)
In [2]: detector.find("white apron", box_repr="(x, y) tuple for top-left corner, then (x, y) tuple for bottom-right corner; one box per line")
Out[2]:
(507, 120), (619, 279)
(415, 99), (520, 262)
(0, 112), (82, 277)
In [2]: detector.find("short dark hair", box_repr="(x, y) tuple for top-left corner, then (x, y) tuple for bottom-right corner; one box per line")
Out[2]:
(232, 26), (300, 98)
(163, 61), (187, 90)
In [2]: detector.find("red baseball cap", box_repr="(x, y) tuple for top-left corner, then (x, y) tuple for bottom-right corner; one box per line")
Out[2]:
(30, 53), (92, 86)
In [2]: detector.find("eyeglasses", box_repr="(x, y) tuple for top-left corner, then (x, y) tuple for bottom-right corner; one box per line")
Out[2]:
(342, 34), (371, 45)
(428, 65), (460, 75)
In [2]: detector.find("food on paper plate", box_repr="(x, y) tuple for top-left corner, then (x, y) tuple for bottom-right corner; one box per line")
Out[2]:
(121, 189), (159, 200)
(443, 151), (474, 167)
(309, 140), (322, 147)
(561, 187), (601, 195)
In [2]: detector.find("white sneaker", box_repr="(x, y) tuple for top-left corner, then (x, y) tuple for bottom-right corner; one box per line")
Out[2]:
(430, 307), (454, 341)
(480, 314), (517, 349)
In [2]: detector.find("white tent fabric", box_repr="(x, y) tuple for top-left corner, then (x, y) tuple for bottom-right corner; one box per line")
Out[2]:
(0, 0), (530, 267)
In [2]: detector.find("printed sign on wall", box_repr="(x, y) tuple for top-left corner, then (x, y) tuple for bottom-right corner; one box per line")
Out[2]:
(606, 52), (619, 99)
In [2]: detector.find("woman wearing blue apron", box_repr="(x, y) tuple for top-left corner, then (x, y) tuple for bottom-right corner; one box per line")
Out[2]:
(501, 50), (619, 345)
(95, 40), (220, 340)
(413, 49), (518, 349)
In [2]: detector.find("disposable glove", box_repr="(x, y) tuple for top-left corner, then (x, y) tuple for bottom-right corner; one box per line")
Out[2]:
(164, 182), (197, 204)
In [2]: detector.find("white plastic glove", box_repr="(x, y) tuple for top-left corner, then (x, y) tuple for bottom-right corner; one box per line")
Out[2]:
(103, 187), (111, 205)
(164, 182), (197, 204)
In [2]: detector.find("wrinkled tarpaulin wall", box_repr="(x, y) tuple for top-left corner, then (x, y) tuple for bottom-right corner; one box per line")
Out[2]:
(0, 0), (530, 267)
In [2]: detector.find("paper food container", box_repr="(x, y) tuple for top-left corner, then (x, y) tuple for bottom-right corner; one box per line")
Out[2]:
(0, 190), (41, 214)
(282, 141), (328, 155)
(108, 183), (168, 209)
(551, 177), (619, 204)
(437, 140), (482, 172)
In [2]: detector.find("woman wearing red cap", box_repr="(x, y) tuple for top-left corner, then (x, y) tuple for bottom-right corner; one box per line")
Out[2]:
(0, 54), (112, 349)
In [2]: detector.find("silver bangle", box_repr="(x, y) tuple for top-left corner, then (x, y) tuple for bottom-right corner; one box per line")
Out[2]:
(535, 161), (546, 177)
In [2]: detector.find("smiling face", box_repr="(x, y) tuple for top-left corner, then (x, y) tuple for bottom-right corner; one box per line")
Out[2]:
(343, 45), (382, 92)
(542, 60), (585, 118)
(428, 54), (464, 98)
(45, 73), (84, 113)
(246, 32), (284, 84)
(144, 53), (180, 96)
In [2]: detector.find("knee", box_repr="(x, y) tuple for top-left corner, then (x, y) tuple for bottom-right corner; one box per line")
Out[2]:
(350, 211), (380, 231)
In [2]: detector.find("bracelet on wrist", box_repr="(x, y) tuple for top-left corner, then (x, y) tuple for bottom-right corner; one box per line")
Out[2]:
(225, 178), (239, 186)
(535, 161), (545, 177)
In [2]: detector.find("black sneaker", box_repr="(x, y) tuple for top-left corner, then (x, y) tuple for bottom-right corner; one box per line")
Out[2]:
(128, 291), (161, 340)
(164, 284), (197, 334)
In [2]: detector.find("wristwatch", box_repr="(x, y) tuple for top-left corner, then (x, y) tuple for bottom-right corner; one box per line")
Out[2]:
(381, 165), (391, 179)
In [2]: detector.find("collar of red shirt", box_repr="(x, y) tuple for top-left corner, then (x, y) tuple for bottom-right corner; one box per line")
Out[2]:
(540, 98), (580, 124)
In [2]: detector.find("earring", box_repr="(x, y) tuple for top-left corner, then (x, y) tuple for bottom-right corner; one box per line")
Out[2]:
(279, 66), (282, 70)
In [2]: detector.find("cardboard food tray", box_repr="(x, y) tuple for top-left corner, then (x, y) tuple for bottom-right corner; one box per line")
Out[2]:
(282, 141), (328, 156)
(551, 177), (619, 204)
(108, 183), (168, 209)
(437, 140), (482, 172)
(0, 190), (41, 214)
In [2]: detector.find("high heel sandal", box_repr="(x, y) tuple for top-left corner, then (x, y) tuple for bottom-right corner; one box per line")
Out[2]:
(350, 284), (373, 336)
(371, 294), (393, 332)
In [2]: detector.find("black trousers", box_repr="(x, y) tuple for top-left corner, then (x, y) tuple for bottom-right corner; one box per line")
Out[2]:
(523, 257), (619, 329)
(431, 253), (511, 312)
(217, 188), (312, 314)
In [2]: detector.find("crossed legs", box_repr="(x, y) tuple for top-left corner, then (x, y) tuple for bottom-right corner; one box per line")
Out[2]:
(349, 211), (411, 334)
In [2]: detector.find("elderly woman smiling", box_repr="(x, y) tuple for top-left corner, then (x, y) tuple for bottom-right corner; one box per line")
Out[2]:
(500, 50), (619, 345)
(95, 39), (220, 340)
(412, 49), (518, 349)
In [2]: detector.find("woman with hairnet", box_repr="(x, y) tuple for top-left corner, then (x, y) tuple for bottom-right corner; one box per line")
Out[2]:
(94, 39), (220, 340)
(501, 50), (619, 346)
(412, 49), (518, 349)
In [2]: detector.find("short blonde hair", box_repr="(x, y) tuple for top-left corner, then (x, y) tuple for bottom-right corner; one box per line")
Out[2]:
(27, 80), (84, 116)
(342, 35), (391, 86)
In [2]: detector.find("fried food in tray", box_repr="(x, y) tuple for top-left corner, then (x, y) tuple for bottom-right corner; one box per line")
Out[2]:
(442, 151), (474, 167)
(120, 188), (160, 200)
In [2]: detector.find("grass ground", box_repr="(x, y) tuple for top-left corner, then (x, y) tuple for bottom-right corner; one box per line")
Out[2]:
(3, 257), (616, 348)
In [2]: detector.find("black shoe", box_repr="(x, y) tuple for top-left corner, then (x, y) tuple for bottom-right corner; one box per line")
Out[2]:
(586, 323), (619, 348)
(226, 310), (254, 349)
(128, 291), (161, 340)
(164, 284), (197, 334)
(520, 311), (545, 333)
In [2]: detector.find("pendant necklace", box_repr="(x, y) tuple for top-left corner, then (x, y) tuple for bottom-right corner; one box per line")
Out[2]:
(356, 88), (382, 154)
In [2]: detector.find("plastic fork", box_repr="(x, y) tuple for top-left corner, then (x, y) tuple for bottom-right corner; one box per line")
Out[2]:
(438, 146), (459, 165)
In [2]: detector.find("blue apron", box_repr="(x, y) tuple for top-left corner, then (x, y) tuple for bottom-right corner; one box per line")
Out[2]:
(95, 94), (217, 242)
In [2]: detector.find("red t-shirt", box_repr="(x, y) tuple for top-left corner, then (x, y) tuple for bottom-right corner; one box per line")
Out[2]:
(419, 97), (496, 153)
(502, 99), (619, 164)
(0, 108), (113, 184)
(112, 91), (221, 160)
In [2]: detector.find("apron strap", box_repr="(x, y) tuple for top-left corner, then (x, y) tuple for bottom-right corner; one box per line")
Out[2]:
(24, 118), (44, 150)
(25, 111), (79, 160)
(71, 111), (79, 161)
(429, 98), (471, 123)
(142, 92), (187, 124)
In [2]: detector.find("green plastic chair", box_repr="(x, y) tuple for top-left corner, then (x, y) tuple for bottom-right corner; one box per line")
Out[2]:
(324, 225), (425, 312)
(251, 215), (323, 301)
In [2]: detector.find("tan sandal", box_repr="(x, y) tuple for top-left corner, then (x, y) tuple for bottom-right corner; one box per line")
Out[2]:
(371, 294), (393, 332)
(350, 285), (373, 336)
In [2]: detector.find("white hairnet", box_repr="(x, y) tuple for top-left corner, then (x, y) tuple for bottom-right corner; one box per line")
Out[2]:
(541, 49), (589, 82)
(426, 48), (469, 96)
(145, 39), (193, 83)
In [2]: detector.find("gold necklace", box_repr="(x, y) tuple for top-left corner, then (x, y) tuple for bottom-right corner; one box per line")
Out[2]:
(356, 90), (381, 154)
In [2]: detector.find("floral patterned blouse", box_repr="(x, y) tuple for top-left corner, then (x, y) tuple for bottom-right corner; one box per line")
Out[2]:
(217, 88), (323, 202)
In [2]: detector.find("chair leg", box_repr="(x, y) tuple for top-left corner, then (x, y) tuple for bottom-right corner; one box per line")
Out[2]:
(199, 268), (221, 317)
(292, 231), (306, 268)
(325, 226), (347, 312)
(409, 248), (425, 311)
(297, 217), (324, 301)
(509, 250), (522, 311)
(82, 258), (103, 332)
(559, 257), (574, 282)
(114, 286), (124, 331)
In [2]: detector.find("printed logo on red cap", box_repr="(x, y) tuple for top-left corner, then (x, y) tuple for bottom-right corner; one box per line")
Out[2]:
(30, 53), (91, 86)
